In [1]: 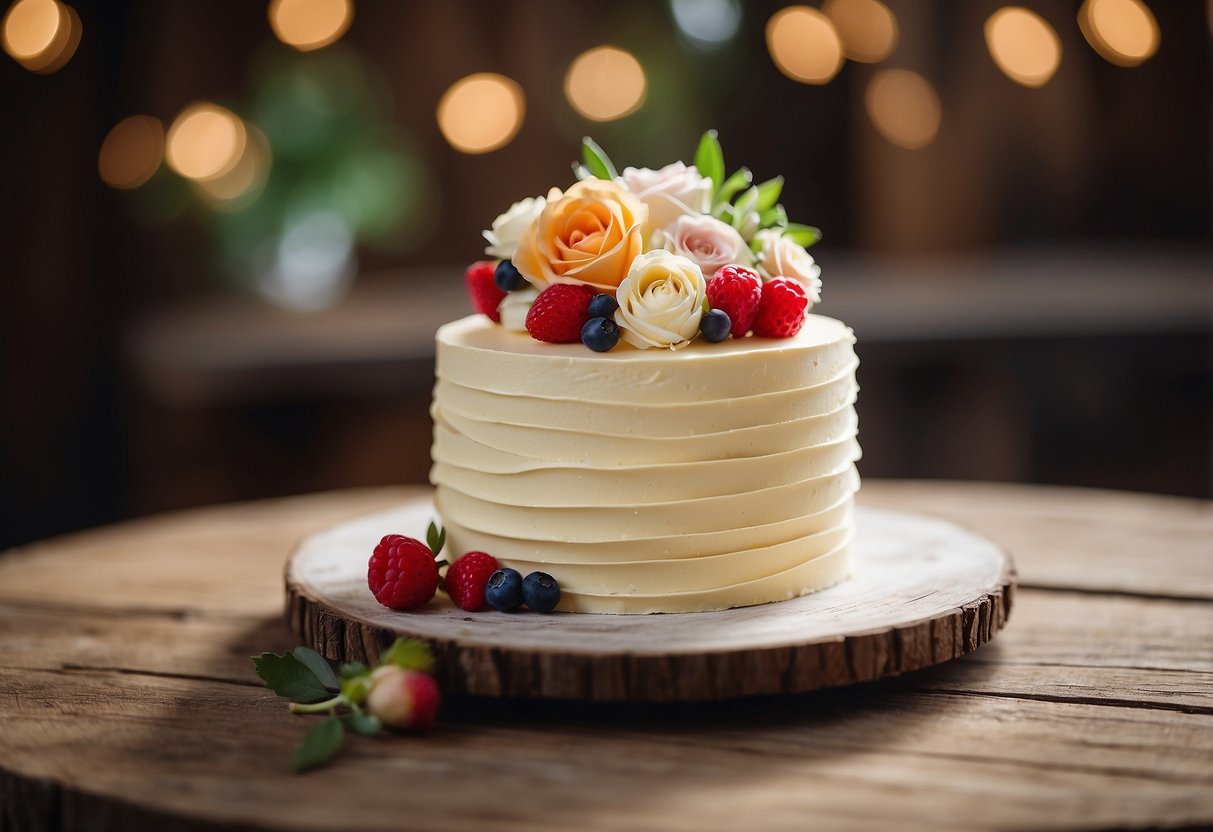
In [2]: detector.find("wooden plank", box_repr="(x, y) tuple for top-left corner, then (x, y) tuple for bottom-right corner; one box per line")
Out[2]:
(0, 668), (1209, 832)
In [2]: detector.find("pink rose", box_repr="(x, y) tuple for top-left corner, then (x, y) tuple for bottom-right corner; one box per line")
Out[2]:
(619, 162), (713, 237)
(753, 229), (822, 305)
(660, 214), (752, 276)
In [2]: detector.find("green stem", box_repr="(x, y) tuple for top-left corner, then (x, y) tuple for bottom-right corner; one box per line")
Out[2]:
(289, 695), (344, 714)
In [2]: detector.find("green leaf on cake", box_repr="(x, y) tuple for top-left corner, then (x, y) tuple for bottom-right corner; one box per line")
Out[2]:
(754, 176), (784, 213)
(695, 129), (725, 194)
(785, 223), (823, 248)
(379, 637), (435, 673)
(291, 646), (340, 693)
(253, 651), (332, 703)
(572, 162), (593, 181)
(581, 137), (617, 180)
(715, 167), (752, 209)
(292, 717), (345, 774)
(760, 204), (788, 229)
(731, 186), (759, 231)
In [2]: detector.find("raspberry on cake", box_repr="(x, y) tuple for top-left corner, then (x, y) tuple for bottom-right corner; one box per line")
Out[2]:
(430, 130), (855, 614)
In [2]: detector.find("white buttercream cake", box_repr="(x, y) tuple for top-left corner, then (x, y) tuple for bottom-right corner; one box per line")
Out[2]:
(430, 313), (861, 614)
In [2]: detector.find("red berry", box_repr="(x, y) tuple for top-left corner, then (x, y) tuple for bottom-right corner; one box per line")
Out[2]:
(365, 666), (442, 732)
(525, 284), (595, 343)
(445, 551), (500, 612)
(706, 265), (763, 338)
(752, 277), (810, 338)
(402, 671), (442, 731)
(465, 261), (506, 322)
(368, 534), (439, 610)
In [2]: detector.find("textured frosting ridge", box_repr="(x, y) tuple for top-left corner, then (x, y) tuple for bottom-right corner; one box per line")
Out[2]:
(430, 314), (861, 614)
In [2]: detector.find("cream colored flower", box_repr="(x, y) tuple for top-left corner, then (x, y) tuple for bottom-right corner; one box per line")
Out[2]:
(753, 229), (822, 304)
(483, 196), (546, 260)
(497, 286), (539, 332)
(614, 250), (706, 350)
(619, 162), (713, 239)
(512, 180), (646, 293)
(660, 214), (752, 277)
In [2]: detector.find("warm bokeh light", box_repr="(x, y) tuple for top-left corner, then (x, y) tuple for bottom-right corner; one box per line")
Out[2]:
(267, 0), (353, 52)
(865, 69), (941, 150)
(822, 0), (898, 63)
(99, 116), (164, 190)
(193, 125), (272, 209)
(766, 6), (844, 85)
(2, 0), (80, 74)
(984, 7), (1062, 88)
(563, 47), (647, 122)
(670, 0), (742, 47)
(1079, 0), (1159, 67)
(437, 73), (525, 154)
(165, 103), (248, 181)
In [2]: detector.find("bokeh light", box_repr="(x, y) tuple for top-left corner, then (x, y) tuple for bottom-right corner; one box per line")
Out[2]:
(2, 0), (80, 74)
(564, 47), (647, 122)
(1079, 0), (1159, 67)
(670, 0), (742, 48)
(257, 210), (355, 311)
(766, 6), (844, 85)
(822, 0), (898, 63)
(268, 0), (353, 52)
(192, 125), (271, 210)
(99, 116), (164, 190)
(984, 7), (1062, 88)
(437, 73), (525, 154)
(165, 103), (247, 181)
(865, 69), (941, 150)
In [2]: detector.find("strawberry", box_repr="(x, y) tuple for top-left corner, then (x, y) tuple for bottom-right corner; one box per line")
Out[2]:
(525, 284), (595, 343)
(444, 551), (500, 612)
(465, 260), (506, 322)
(367, 534), (439, 610)
(706, 265), (763, 338)
(365, 666), (442, 732)
(752, 277), (809, 338)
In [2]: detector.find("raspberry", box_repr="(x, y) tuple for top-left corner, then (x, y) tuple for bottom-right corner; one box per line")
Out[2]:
(445, 551), (500, 612)
(365, 666), (442, 732)
(525, 283), (595, 343)
(465, 260), (506, 322)
(706, 265), (763, 338)
(368, 534), (439, 610)
(752, 277), (809, 338)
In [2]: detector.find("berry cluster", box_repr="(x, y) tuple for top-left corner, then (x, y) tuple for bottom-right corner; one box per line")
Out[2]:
(704, 265), (809, 340)
(367, 523), (562, 614)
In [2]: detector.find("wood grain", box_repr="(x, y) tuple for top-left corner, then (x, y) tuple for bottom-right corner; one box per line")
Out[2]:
(285, 501), (1015, 700)
(1, 482), (1210, 831)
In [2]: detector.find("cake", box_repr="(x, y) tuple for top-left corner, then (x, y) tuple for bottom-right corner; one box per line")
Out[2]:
(432, 131), (860, 614)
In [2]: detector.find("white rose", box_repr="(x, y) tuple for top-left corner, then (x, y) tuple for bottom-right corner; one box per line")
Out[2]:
(483, 196), (545, 260)
(614, 250), (706, 350)
(753, 229), (822, 305)
(660, 214), (752, 277)
(618, 162), (713, 238)
(497, 286), (539, 332)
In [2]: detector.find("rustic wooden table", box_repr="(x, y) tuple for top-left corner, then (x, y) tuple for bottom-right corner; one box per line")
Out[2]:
(1, 481), (1210, 831)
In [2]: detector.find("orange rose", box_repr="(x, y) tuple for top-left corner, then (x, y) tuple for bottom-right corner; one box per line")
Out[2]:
(512, 179), (647, 293)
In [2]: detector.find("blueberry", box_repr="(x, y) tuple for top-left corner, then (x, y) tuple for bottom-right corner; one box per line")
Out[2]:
(581, 316), (620, 352)
(700, 309), (732, 342)
(522, 571), (561, 613)
(484, 567), (524, 611)
(587, 293), (619, 320)
(494, 260), (527, 292)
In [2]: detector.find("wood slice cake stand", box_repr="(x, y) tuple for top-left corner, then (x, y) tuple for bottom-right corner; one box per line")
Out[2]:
(286, 495), (1015, 701)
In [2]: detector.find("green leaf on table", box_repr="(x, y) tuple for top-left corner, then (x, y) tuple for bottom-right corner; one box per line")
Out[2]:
(754, 176), (784, 213)
(380, 638), (435, 673)
(341, 672), (374, 705)
(292, 717), (345, 774)
(426, 521), (446, 558)
(715, 167), (752, 208)
(291, 647), (340, 692)
(695, 129), (724, 193)
(339, 661), (368, 679)
(581, 137), (617, 180)
(784, 223), (823, 248)
(253, 651), (332, 703)
(342, 711), (383, 737)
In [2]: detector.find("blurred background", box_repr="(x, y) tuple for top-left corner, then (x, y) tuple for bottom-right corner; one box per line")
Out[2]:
(1, 0), (1209, 548)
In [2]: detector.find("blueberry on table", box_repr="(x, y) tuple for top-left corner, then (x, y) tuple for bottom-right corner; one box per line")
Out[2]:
(581, 317), (620, 352)
(494, 260), (527, 292)
(522, 571), (561, 613)
(700, 308), (732, 342)
(587, 293), (619, 320)
(485, 567), (524, 611)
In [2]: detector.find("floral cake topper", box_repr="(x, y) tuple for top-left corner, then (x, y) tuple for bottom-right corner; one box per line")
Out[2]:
(464, 131), (823, 351)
